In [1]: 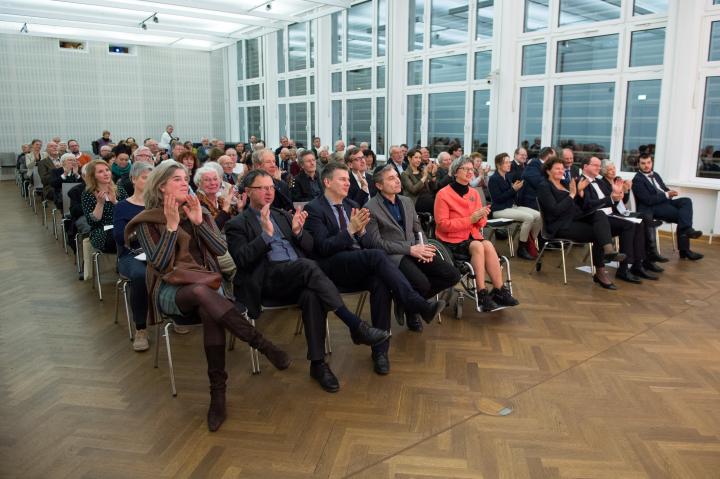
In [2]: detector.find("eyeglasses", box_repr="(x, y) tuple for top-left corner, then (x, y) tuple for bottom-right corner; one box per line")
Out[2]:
(247, 185), (274, 192)
(457, 166), (474, 172)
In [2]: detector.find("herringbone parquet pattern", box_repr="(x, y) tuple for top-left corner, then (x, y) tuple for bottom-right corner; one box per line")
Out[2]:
(1, 182), (719, 479)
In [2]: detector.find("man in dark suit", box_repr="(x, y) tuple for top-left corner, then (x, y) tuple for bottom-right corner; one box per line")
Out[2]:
(561, 148), (581, 187)
(345, 146), (376, 204)
(225, 170), (389, 393)
(508, 147), (527, 183)
(375, 145), (408, 177)
(578, 157), (658, 283)
(291, 150), (323, 202)
(253, 148), (294, 211)
(304, 162), (446, 375)
(519, 146), (555, 210)
(365, 165), (460, 332)
(632, 154), (703, 260)
(310, 136), (321, 160)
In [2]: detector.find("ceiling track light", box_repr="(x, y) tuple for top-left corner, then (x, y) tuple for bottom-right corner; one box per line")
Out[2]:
(139, 12), (158, 30)
(20, 22), (28, 33)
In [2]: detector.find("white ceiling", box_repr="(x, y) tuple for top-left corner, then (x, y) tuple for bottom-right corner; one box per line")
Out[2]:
(0, 0), (349, 51)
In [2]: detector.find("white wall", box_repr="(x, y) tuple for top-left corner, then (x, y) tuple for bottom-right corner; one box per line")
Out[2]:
(0, 33), (228, 153)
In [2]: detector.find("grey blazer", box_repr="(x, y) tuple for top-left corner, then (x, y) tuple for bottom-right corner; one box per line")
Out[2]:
(365, 193), (422, 265)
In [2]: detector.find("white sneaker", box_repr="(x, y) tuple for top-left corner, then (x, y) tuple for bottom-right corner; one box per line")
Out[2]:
(173, 323), (191, 335)
(133, 329), (150, 351)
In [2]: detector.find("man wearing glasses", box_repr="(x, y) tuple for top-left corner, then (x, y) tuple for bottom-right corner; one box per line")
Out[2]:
(225, 170), (390, 393)
(345, 146), (375, 204)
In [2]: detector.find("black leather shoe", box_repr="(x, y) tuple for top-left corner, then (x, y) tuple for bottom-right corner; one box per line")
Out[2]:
(310, 362), (340, 393)
(631, 266), (658, 280)
(420, 300), (446, 324)
(680, 250), (704, 261)
(406, 314), (423, 332)
(682, 228), (703, 239)
(371, 351), (390, 375)
(647, 251), (669, 263)
(642, 260), (664, 273)
(350, 321), (390, 346)
(593, 274), (618, 290)
(616, 269), (642, 284)
(516, 243), (535, 260)
(603, 250), (626, 264)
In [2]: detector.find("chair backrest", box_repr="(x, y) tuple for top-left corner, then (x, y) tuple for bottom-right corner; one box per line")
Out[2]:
(32, 166), (43, 189)
(91, 141), (100, 155)
(62, 182), (81, 216)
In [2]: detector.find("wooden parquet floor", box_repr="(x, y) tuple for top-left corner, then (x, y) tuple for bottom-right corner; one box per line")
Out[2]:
(1, 181), (719, 479)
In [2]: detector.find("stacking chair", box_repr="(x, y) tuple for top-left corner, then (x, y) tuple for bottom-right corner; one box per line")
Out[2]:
(154, 313), (202, 397)
(59, 183), (81, 255)
(532, 201), (594, 285)
(30, 167), (45, 218)
(485, 218), (520, 257)
(114, 275), (134, 341)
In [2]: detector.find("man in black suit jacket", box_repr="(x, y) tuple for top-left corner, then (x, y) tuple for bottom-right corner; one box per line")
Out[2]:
(253, 148), (294, 211)
(304, 163), (445, 375)
(578, 157), (658, 283)
(632, 154), (703, 260)
(561, 148), (581, 187)
(375, 145), (408, 178)
(345, 146), (376, 204)
(519, 147), (555, 209)
(508, 147), (528, 183)
(225, 170), (389, 393)
(291, 150), (323, 202)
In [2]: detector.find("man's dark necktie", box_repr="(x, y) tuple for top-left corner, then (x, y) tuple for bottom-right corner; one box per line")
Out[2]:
(334, 204), (347, 231)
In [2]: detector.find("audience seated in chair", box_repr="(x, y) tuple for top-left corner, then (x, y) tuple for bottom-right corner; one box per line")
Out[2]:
(346, 146), (375, 205)
(434, 157), (519, 313)
(68, 139), (93, 167)
(125, 161), (289, 433)
(291, 150), (323, 202)
(195, 164), (242, 231)
(400, 148), (437, 207)
(22, 139), (47, 182)
(252, 148), (294, 212)
(519, 146), (555, 210)
(50, 153), (81, 211)
(631, 153), (703, 260)
(537, 156), (626, 290)
(304, 162), (446, 376)
(488, 152), (542, 260)
(81, 160), (127, 254)
(508, 147), (527, 183)
(225, 169), (390, 393)
(113, 162), (154, 352)
(600, 160), (667, 270)
(366, 165), (460, 332)
(577, 156), (659, 284)
(37, 141), (62, 202)
(111, 153), (131, 183)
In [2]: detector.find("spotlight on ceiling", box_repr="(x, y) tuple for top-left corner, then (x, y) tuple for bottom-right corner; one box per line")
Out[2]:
(20, 22), (28, 33)
(152, 15), (159, 23)
(265, 2), (272, 10)
(141, 22), (147, 30)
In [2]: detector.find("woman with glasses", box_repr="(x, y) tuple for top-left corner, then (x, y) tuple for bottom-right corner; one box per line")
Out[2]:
(434, 157), (519, 313)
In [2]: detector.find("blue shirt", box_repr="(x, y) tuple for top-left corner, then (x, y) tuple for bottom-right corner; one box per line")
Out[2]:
(382, 194), (404, 228)
(251, 207), (298, 263)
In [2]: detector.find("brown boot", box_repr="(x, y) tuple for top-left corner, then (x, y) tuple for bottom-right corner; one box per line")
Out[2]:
(205, 345), (227, 432)
(593, 267), (617, 290)
(218, 308), (291, 370)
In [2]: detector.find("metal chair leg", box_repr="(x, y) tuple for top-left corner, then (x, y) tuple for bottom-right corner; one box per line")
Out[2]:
(93, 253), (103, 301)
(123, 283), (133, 341)
(560, 241), (568, 285)
(588, 243), (595, 275)
(154, 322), (161, 368)
(114, 279), (121, 324)
(61, 221), (68, 255)
(248, 318), (260, 374)
(324, 317), (332, 355)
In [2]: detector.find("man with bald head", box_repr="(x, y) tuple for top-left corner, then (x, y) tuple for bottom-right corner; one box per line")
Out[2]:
(561, 148), (581, 187)
(252, 148), (294, 211)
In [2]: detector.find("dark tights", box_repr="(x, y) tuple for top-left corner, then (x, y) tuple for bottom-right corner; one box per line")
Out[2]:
(175, 284), (241, 348)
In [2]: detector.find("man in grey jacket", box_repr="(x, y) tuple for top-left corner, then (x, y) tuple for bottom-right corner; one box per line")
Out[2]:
(365, 165), (459, 332)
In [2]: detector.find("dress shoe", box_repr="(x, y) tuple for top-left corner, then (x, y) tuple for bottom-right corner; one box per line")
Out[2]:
(477, 289), (505, 313)
(602, 244), (626, 264)
(680, 250), (704, 261)
(350, 321), (390, 346)
(491, 285), (519, 307)
(420, 299), (446, 324)
(646, 251), (669, 263)
(681, 228), (703, 239)
(642, 260), (664, 273)
(516, 241), (536, 260)
(406, 314), (423, 332)
(310, 362), (340, 392)
(631, 265), (659, 280)
(616, 268), (642, 284)
(593, 268), (617, 290)
(371, 351), (390, 375)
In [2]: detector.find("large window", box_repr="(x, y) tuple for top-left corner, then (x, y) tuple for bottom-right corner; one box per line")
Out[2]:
(622, 80), (661, 171)
(288, 23), (307, 71)
(524, 0), (549, 32)
(430, 0), (468, 47)
(709, 21), (720, 62)
(559, 0), (621, 28)
(630, 28), (665, 67)
(237, 38), (265, 141)
(407, 94), (423, 148)
(347, 98), (372, 145)
(522, 43), (546, 75)
(472, 90), (491, 156)
(633, 0), (667, 16)
(430, 54), (467, 83)
(348, 1), (372, 61)
(246, 38), (260, 79)
(476, 1), (494, 40)
(289, 103), (308, 147)
(409, 0), (425, 51)
(697, 77), (720, 178)
(518, 86), (544, 154)
(557, 35), (618, 73)
(428, 91), (465, 156)
(331, 11), (344, 64)
(553, 83), (615, 160)
(474, 51), (492, 79)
